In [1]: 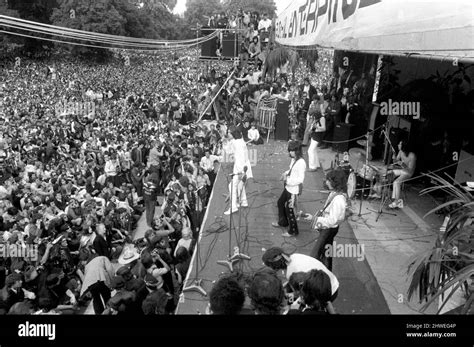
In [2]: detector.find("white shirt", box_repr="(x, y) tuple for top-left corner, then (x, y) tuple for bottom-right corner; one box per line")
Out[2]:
(258, 18), (272, 31)
(104, 160), (118, 176)
(248, 128), (260, 142)
(238, 71), (262, 86)
(231, 138), (253, 178)
(286, 253), (339, 295)
(200, 156), (215, 171)
(316, 192), (347, 229)
(285, 158), (306, 195)
(314, 116), (326, 133)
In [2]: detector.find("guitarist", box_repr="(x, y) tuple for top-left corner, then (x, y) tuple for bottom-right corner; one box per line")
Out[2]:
(272, 140), (306, 237)
(305, 169), (348, 271)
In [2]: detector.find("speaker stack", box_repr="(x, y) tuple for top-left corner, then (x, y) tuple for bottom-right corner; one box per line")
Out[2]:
(222, 32), (239, 57)
(200, 27), (218, 57)
(275, 99), (290, 141)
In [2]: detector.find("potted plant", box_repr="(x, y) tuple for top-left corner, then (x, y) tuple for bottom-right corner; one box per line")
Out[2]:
(407, 172), (474, 314)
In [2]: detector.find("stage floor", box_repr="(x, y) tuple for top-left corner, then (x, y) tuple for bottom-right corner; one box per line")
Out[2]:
(176, 141), (391, 314)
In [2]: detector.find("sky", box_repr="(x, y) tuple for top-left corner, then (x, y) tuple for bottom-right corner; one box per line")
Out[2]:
(173, 0), (292, 16)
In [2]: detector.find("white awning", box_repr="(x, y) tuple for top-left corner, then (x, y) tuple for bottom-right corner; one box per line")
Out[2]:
(275, 0), (474, 61)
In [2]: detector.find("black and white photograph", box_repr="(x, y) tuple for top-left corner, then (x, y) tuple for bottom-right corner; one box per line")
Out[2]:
(0, 0), (473, 344)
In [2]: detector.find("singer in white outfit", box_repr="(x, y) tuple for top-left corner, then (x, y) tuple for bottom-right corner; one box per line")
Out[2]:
(224, 128), (253, 215)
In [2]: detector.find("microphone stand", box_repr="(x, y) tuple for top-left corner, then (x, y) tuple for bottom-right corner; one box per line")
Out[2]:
(217, 169), (250, 272)
(367, 128), (397, 221)
(356, 131), (371, 217)
(182, 235), (207, 296)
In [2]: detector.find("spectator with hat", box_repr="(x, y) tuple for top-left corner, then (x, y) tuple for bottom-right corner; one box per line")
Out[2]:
(141, 273), (169, 315)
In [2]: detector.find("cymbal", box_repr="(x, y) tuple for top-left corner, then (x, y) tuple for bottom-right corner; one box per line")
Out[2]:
(348, 147), (367, 159)
(357, 139), (375, 147)
(348, 148), (366, 170)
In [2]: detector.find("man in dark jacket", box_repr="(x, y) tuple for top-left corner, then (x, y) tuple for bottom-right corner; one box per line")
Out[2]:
(93, 223), (111, 259)
(143, 171), (159, 228)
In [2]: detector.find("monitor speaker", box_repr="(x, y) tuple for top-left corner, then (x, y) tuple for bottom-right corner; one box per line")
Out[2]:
(333, 123), (355, 152)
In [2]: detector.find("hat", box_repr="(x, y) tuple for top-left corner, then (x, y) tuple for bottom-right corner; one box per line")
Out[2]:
(144, 273), (163, 289)
(287, 140), (301, 152)
(118, 245), (140, 265)
(262, 247), (290, 266)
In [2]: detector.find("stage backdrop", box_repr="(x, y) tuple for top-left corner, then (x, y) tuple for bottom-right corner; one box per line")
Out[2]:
(275, 0), (474, 61)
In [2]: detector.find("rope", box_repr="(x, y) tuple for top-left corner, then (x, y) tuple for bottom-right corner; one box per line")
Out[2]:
(320, 123), (386, 145)
(0, 30), (218, 52)
(0, 15), (217, 45)
(196, 69), (236, 123)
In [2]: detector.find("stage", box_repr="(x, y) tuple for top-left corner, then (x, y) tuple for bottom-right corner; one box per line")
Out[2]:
(176, 141), (391, 314)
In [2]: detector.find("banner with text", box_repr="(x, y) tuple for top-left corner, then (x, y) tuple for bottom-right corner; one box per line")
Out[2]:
(275, 0), (474, 60)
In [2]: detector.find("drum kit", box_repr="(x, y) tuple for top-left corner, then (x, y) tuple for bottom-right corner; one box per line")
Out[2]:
(336, 137), (396, 207)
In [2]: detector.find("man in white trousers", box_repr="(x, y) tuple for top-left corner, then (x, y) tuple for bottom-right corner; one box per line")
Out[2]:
(308, 114), (326, 172)
(224, 128), (253, 215)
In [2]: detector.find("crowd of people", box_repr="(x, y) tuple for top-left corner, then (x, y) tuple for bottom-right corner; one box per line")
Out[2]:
(200, 9), (274, 69)
(207, 247), (339, 315)
(0, 35), (339, 315)
(0, 48), (238, 315)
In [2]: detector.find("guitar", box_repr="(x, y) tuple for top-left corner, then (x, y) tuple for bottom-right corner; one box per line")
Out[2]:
(310, 208), (324, 230)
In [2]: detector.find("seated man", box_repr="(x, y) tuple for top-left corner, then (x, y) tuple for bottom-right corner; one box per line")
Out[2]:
(388, 140), (416, 209)
(247, 122), (263, 145)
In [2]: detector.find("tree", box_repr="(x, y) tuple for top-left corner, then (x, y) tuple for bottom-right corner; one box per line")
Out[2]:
(112, 0), (159, 39)
(0, 0), (21, 59)
(224, 0), (277, 16)
(50, 0), (127, 57)
(185, 0), (222, 27)
(3, 0), (60, 54)
(142, 0), (178, 12)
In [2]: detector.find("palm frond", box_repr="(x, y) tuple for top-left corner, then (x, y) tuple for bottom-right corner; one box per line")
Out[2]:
(423, 199), (466, 219)
(419, 263), (474, 312)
